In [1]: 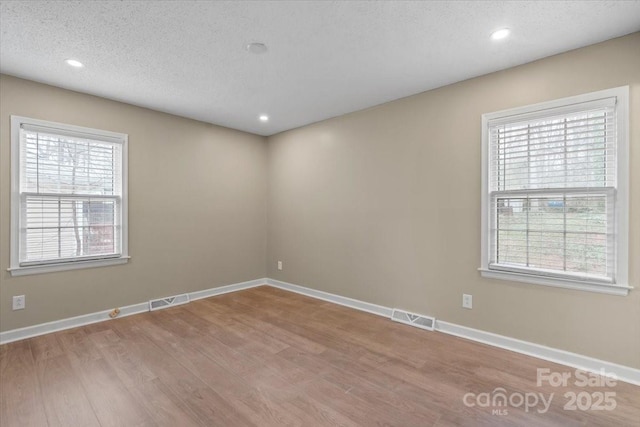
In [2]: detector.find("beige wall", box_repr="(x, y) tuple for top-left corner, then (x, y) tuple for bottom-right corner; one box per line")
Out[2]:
(0, 75), (267, 331)
(267, 33), (640, 368)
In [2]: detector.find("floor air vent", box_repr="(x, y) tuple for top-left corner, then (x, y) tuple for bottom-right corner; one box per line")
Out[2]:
(391, 309), (435, 331)
(149, 294), (190, 311)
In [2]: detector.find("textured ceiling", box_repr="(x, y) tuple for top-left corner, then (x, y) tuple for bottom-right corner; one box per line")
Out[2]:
(1, 1), (639, 136)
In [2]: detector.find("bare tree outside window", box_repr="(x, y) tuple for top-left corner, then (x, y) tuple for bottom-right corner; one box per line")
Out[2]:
(21, 131), (120, 263)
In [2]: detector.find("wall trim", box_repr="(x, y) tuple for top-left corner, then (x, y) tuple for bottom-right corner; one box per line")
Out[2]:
(266, 278), (393, 317)
(189, 278), (266, 301)
(0, 278), (266, 345)
(266, 278), (640, 386)
(0, 301), (149, 345)
(2, 276), (638, 386)
(434, 320), (640, 386)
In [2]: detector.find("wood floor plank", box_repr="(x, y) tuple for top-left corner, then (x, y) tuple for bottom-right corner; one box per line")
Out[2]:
(280, 395), (360, 427)
(139, 314), (265, 380)
(56, 328), (103, 363)
(0, 341), (49, 427)
(1, 286), (639, 426)
(233, 312), (327, 354)
(112, 316), (257, 426)
(280, 346), (445, 424)
(89, 328), (157, 388)
(29, 333), (65, 363)
(58, 327), (153, 427)
(323, 367), (442, 426)
(303, 377), (415, 426)
(122, 316), (253, 398)
(228, 385), (304, 427)
(129, 378), (202, 427)
(35, 354), (101, 427)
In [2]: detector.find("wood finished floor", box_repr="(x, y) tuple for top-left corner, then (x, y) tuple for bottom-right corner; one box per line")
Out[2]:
(1, 286), (639, 427)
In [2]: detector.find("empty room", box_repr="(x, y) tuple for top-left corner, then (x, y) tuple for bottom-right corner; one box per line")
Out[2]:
(0, 1), (639, 426)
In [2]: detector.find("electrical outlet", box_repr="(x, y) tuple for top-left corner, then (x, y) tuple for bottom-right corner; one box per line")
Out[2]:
(277, 261), (283, 271)
(462, 294), (472, 309)
(12, 295), (25, 310)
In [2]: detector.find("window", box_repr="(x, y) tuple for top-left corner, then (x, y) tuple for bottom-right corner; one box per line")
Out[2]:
(10, 116), (128, 276)
(480, 87), (629, 295)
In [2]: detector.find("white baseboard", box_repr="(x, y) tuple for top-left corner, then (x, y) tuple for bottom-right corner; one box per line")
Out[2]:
(266, 278), (640, 386)
(435, 320), (640, 386)
(2, 276), (638, 386)
(0, 301), (149, 345)
(0, 278), (267, 345)
(189, 278), (266, 301)
(266, 278), (393, 317)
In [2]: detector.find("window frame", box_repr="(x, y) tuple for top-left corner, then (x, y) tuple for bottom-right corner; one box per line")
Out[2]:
(9, 116), (129, 276)
(479, 87), (630, 296)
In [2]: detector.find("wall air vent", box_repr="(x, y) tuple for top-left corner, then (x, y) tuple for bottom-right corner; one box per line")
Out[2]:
(149, 294), (190, 311)
(391, 309), (435, 331)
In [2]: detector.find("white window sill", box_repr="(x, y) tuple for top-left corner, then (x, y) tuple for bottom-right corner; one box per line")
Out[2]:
(478, 268), (632, 296)
(8, 256), (130, 277)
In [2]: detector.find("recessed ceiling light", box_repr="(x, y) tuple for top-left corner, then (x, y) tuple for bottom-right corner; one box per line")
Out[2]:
(246, 42), (268, 54)
(491, 28), (510, 41)
(259, 115), (269, 122)
(65, 59), (84, 68)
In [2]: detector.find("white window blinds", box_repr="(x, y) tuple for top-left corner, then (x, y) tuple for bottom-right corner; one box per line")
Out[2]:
(487, 97), (618, 284)
(18, 123), (124, 266)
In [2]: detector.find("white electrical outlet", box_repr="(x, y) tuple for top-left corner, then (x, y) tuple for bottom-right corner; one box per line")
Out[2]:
(12, 295), (25, 310)
(462, 294), (472, 309)
(277, 261), (283, 271)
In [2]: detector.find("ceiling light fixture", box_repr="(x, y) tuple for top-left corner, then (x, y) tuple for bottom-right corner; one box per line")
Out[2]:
(490, 28), (510, 41)
(259, 115), (269, 122)
(246, 42), (268, 54)
(65, 59), (84, 67)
